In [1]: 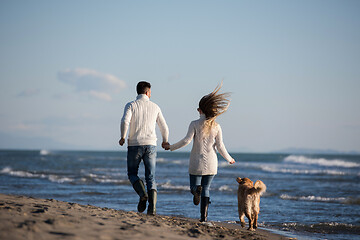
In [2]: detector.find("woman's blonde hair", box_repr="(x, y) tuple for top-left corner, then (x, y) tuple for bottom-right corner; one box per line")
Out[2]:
(199, 82), (231, 134)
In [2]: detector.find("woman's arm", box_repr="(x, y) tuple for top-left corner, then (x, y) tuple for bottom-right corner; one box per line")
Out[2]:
(170, 122), (195, 151)
(215, 125), (235, 164)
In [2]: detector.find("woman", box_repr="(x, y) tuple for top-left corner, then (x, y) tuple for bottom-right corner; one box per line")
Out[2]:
(165, 83), (235, 222)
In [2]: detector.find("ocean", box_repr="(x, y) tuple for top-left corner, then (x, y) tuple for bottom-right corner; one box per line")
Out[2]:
(0, 150), (359, 239)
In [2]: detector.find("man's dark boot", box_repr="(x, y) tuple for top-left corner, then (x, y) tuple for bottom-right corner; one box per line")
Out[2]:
(200, 197), (210, 222)
(132, 179), (148, 213)
(147, 189), (157, 216)
(191, 185), (202, 205)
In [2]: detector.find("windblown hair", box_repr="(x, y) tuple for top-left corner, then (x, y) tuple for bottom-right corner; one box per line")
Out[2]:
(199, 82), (231, 134)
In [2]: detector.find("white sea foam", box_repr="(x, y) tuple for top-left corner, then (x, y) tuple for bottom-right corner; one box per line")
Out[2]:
(1, 167), (12, 174)
(1, 167), (74, 183)
(92, 168), (122, 172)
(280, 194), (348, 204)
(261, 166), (346, 175)
(218, 185), (233, 192)
(160, 181), (189, 191)
(83, 172), (126, 183)
(93, 178), (127, 184)
(280, 221), (360, 234)
(158, 158), (186, 165)
(218, 161), (234, 168)
(1, 167), (46, 178)
(171, 160), (185, 165)
(48, 175), (74, 183)
(284, 155), (360, 168)
(0, 167), (127, 183)
(87, 173), (100, 178)
(40, 150), (50, 155)
(156, 157), (166, 163)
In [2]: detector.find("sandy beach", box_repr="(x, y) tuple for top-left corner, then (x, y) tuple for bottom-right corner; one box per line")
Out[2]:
(0, 193), (292, 240)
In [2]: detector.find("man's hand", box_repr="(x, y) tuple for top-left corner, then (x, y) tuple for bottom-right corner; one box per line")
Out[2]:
(119, 138), (125, 146)
(162, 142), (170, 150)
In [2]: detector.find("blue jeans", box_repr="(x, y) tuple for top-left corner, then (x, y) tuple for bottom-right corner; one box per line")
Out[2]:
(189, 174), (215, 197)
(127, 145), (157, 192)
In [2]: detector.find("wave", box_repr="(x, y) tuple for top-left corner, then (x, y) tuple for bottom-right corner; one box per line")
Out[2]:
(40, 149), (50, 155)
(159, 183), (238, 193)
(157, 158), (187, 165)
(277, 222), (360, 235)
(156, 157), (166, 163)
(79, 191), (108, 196)
(81, 172), (127, 184)
(91, 168), (123, 173)
(284, 155), (360, 168)
(159, 181), (189, 191)
(1, 166), (47, 178)
(89, 178), (127, 184)
(218, 185), (234, 192)
(218, 161), (236, 168)
(218, 185), (233, 192)
(160, 182), (239, 193)
(1, 167), (74, 183)
(0, 167), (128, 184)
(280, 194), (360, 205)
(48, 175), (74, 183)
(261, 166), (347, 175)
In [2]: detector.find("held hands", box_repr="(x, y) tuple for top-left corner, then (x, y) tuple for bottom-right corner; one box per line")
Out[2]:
(162, 142), (170, 150)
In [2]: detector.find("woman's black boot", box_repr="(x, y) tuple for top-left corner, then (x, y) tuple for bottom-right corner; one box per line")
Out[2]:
(191, 185), (202, 205)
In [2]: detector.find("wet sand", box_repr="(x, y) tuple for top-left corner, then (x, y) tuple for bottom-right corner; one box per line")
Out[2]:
(0, 194), (292, 240)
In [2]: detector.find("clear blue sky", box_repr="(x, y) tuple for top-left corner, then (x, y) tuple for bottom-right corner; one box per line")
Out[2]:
(0, 0), (359, 152)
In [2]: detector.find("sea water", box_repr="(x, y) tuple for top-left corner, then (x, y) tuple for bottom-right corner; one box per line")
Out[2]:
(0, 150), (359, 239)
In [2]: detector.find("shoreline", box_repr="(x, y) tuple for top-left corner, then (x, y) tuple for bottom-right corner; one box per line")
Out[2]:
(0, 193), (293, 240)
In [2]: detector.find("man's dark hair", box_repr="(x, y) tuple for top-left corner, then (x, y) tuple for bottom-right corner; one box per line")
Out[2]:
(136, 81), (151, 94)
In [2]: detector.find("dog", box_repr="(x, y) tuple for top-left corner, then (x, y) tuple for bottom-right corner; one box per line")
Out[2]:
(236, 177), (266, 231)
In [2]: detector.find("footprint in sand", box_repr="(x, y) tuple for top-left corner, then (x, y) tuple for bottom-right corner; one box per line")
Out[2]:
(44, 219), (55, 224)
(32, 208), (48, 213)
(49, 231), (75, 236)
(32, 204), (49, 213)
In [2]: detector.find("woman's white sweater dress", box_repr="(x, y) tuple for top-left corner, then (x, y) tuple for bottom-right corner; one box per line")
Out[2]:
(170, 114), (234, 175)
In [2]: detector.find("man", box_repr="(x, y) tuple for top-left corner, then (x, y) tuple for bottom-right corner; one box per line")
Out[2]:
(119, 81), (169, 216)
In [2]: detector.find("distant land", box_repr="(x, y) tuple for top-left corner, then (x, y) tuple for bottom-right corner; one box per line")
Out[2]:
(0, 132), (82, 151)
(1, 131), (359, 155)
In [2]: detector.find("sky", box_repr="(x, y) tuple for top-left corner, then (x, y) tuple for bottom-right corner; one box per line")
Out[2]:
(0, 0), (359, 153)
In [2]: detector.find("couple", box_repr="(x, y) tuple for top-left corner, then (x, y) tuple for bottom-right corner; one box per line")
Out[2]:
(119, 81), (235, 222)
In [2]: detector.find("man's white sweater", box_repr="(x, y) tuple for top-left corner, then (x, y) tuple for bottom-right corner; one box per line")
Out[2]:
(121, 94), (169, 146)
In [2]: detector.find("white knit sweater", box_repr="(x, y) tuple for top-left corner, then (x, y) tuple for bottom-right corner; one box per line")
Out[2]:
(170, 114), (234, 175)
(121, 94), (169, 146)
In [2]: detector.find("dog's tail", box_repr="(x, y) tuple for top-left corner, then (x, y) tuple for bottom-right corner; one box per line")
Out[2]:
(253, 180), (266, 196)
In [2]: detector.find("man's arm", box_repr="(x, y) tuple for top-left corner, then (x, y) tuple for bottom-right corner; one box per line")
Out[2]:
(156, 109), (169, 147)
(119, 103), (132, 146)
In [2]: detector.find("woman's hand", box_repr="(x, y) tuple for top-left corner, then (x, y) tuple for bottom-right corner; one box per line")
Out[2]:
(229, 159), (235, 164)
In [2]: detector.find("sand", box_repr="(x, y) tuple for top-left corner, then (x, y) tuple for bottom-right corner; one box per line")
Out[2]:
(0, 193), (292, 240)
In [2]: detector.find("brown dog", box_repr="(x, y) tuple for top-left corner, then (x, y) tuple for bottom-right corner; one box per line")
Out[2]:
(236, 177), (266, 231)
